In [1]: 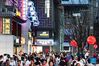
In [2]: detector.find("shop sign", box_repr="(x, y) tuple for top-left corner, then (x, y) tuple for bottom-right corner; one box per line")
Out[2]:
(37, 31), (49, 38)
(61, 0), (89, 5)
(35, 39), (54, 46)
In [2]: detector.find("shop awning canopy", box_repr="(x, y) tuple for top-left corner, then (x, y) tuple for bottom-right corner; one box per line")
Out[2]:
(12, 16), (26, 23)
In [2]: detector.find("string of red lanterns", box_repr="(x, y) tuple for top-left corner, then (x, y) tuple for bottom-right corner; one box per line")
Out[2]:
(70, 36), (98, 49)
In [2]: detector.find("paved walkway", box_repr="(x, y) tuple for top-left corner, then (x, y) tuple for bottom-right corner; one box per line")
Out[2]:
(87, 64), (99, 66)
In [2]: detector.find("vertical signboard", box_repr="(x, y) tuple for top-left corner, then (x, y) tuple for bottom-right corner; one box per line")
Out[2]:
(21, 0), (28, 20)
(17, 0), (28, 20)
(3, 18), (11, 34)
(0, 18), (2, 34)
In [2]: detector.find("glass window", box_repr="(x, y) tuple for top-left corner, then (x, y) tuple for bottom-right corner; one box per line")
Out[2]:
(3, 18), (10, 34)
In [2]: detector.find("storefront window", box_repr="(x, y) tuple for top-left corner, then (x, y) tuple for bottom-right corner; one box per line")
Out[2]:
(3, 18), (10, 34)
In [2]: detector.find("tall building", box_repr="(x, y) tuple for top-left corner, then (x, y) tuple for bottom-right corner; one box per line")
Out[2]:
(31, 0), (55, 53)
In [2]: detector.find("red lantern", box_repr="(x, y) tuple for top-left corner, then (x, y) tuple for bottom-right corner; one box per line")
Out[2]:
(87, 36), (96, 45)
(70, 40), (78, 47)
(93, 44), (98, 49)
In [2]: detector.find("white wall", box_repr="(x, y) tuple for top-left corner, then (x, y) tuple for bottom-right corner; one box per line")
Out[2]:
(0, 35), (14, 57)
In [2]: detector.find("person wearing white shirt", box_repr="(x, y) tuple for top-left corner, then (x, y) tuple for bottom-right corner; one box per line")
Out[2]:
(25, 60), (31, 66)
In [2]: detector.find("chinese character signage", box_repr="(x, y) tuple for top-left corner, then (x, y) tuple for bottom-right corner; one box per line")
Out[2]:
(3, 18), (10, 34)
(0, 18), (2, 34)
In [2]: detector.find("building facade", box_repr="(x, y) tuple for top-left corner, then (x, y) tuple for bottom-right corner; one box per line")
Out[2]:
(31, 0), (55, 53)
(0, 0), (27, 55)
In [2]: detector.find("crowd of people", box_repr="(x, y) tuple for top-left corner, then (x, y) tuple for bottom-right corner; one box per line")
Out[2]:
(0, 51), (99, 66)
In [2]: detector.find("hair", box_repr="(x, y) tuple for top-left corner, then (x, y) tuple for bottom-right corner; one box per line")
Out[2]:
(49, 60), (54, 66)
(71, 61), (76, 66)
(76, 63), (80, 66)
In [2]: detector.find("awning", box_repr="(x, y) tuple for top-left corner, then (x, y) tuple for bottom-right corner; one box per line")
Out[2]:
(12, 16), (26, 23)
